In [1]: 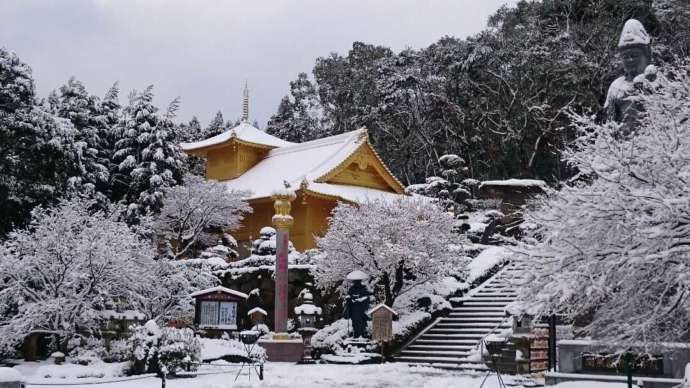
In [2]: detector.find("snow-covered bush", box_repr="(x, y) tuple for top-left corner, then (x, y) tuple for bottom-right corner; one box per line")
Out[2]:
(128, 320), (200, 375)
(405, 154), (473, 214)
(517, 64), (690, 351)
(251, 226), (295, 255)
(154, 174), (251, 259)
(157, 327), (201, 375)
(67, 337), (107, 365)
(315, 198), (465, 306)
(0, 197), (156, 355)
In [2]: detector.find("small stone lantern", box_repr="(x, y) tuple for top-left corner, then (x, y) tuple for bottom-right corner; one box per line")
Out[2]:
(294, 291), (322, 329)
(295, 291), (322, 363)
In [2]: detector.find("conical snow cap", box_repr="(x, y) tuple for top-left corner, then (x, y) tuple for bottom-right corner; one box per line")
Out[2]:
(618, 19), (650, 48)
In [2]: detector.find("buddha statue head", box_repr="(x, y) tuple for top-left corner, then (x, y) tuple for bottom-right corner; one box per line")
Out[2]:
(617, 19), (651, 81)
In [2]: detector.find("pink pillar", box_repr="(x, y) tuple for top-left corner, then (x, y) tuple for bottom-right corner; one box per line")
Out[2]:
(271, 188), (295, 339)
(274, 229), (289, 334)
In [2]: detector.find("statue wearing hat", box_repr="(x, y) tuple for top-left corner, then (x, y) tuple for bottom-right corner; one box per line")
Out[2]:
(605, 19), (657, 135)
(344, 270), (371, 338)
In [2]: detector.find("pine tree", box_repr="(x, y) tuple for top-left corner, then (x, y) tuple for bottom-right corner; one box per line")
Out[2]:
(204, 110), (225, 138)
(51, 77), (110, 198)
(97, 82), (122, 200)
(266, 73), (325, 143)
(112, 86), (185, 221)
(0, 48), (78, 235)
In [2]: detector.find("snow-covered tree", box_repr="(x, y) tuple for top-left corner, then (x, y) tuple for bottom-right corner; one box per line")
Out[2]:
(50, 77), (111, 198)
(204, 110), (226, 138)
(266, 73), (326, 142)
(0, 48), (79, 235)
(315, 198), (463, 306)
(406, 153), (472, 215)
(112, 86), (186, 221)
(0, 197), (156, 353)
(517, 64), (690, 352)
(129, 258), (218, 322)
(154, 174), (251, 259)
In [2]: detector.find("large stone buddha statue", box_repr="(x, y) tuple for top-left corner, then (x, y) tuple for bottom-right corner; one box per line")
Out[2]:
(605, 19), (656, 135)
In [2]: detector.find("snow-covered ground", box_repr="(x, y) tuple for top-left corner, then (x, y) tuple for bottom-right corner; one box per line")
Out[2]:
(8, 361), (642, 388)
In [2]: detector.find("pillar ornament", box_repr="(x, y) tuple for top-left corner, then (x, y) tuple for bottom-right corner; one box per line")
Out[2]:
(272, 187), (296, 230)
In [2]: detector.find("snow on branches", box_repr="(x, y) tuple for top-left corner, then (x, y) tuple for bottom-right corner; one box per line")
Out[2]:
(314, 198), (465, 306)
(154, 175), (251, 259)
(517, 64), (690, 351)
(0, 197), (155, 353)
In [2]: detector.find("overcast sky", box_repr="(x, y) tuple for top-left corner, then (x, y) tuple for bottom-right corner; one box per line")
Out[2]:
(1, 0), (518, 127)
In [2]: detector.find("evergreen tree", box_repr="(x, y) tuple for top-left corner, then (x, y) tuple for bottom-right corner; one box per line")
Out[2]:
(266, 73), (324, 143)
(204, 110), (225, 138)
(50, 77), (110, 198)
(97, 82), (122, 199)
(112, 86), (185, 221)
(0, 48), (78, 235)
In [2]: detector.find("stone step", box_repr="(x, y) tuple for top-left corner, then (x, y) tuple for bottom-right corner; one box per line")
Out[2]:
(404, 345), (474, 354)
(395, 356), (484, 366)
(439, 317), (506, 323)
(450, 307), (505, 313)
(448, 310), (506, 318)
(426, 327), (493, 334)
(414, 338), (483, 345)
(399, 349), (471, 357)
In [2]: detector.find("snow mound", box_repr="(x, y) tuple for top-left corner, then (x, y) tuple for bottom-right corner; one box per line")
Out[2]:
(0, 367), (24, 382)
(468, 246), (509, 282)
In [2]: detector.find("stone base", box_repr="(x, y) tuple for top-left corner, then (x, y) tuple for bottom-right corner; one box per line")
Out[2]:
(258, 339), (304, 362)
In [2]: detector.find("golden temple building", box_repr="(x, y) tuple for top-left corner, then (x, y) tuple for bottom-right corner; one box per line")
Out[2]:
(180, 88), (407, 252)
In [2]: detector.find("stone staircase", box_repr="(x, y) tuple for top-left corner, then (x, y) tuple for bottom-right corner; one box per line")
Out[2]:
(396, 262), (526, 370)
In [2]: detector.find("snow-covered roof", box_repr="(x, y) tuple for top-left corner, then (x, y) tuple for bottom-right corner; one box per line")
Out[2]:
(180, 121), (295, 151)
(367, 303), (397, 316)
(247, 307), (268, 316)
(306, 182), (407, 204)
(225, 128), (405, 202)
(480, 179), (547, 189)
(190, 286), (248, 299)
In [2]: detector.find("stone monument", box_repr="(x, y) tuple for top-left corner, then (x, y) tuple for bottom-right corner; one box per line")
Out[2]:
(604, 19), (657, 135)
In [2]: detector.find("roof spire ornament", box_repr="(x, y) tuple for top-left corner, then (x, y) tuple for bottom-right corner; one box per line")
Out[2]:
(241, 81), (249, 123)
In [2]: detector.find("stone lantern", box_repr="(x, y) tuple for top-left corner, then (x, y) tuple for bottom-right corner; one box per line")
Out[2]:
(294, 290), (322, 363)
(294, 291), (322, 329)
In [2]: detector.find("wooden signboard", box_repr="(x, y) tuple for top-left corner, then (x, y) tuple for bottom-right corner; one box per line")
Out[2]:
(368, 304), (396, 342)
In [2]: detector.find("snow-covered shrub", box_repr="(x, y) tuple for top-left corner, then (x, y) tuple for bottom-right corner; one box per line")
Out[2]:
(104, 339), (130, 363)
(128, 320), (200, 375)
(251, 226), (295, 255)
(128, 320), (162, 374)
(315, 198), (465, 307)
(157, 327), (201, 375)
(405, 154), (473, 214)
(311, 319), (351, 354)
(67, 337), (107, 365)
(517, 64), (690, 351)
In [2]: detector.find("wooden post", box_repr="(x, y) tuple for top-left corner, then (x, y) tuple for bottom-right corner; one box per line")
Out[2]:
(549, 315), (558, 372)
(625, 352), (633, 388)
